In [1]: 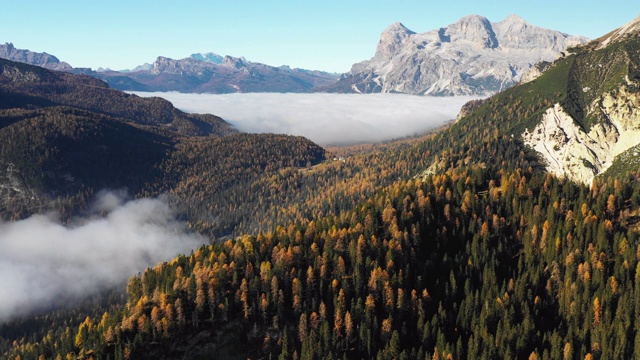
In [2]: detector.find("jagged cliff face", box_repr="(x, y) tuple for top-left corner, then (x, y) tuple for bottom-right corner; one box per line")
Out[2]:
(523, 87), (640, 185)
(326, 15), (587, 96)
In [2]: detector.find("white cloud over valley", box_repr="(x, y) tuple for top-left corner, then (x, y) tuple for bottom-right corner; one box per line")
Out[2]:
(133, 92), (480, 146)
(0, 191), (205, 321)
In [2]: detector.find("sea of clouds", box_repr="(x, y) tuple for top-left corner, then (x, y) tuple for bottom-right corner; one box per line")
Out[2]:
(133, 92), (480, 146)
(0, 191), (205, 321)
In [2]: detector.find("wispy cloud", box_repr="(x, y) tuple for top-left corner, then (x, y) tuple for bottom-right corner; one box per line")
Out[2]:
(0, 191), (205, 321)
(133, 92), (480, 146)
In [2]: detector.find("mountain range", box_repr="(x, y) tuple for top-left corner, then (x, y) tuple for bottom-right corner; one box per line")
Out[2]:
(321, 14), (588, 95)
(0, 57), (328, 228)
(0, 43), (338, 93)
(88, 54), (339, 93)
(1, 15), (587, 96)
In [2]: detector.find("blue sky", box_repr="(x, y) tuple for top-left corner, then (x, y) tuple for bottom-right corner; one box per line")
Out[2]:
(2, 0), (639, 73)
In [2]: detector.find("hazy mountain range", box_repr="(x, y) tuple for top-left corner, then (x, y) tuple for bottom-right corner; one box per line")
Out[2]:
(88, 54), (339, 93)
(0, 43), (338, 93)
(0, 42), (72, 71)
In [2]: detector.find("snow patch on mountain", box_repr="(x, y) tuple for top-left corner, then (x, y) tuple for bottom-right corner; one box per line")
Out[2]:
(191, 52), (224, 64)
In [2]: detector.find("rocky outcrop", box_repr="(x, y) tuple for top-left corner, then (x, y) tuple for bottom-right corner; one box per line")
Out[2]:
(0, 162), (42, 213)
(455, 98), (489, 122)
(523, 104), (615, 185)
(519, 61), (551, 84)
(522, 87), (640, 185)
(325, 15), (587, 96)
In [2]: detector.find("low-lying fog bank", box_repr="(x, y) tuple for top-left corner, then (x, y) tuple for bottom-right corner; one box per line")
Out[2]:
(0, 191), (205, 321)
(133, 92), (480, 146)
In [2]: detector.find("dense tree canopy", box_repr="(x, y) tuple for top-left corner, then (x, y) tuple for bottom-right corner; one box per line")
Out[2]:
(5, 162), (640, 359)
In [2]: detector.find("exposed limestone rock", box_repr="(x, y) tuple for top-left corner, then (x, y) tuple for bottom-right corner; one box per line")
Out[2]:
(523, 89), (640, 185)
(325, 15), (587, 96)
(519, 61), (551, 84)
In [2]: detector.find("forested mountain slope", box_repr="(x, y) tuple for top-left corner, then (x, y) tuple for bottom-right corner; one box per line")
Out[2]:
(7, 152), (640, 359)
(0, 59), (327, 226)
(0, 58), (234, 137)
(0, 107), (174, 219)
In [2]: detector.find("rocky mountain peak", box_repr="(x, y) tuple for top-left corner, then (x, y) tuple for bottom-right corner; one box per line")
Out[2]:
(325, 14), (589, 96)
(152, 56), (171, 73)
(151, 56), (201, 74)
(376, 22), (416, 60)
(444, 15), (498, 48)
(382, 22), (414, 35)
(500, 14), (526, 25)
(221, 56), (247, 69)
(130, 63), (153, 72)
(493, 14), (531, 37)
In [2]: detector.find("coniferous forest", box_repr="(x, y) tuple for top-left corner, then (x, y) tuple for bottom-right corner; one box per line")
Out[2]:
(5, 163), (640, 359)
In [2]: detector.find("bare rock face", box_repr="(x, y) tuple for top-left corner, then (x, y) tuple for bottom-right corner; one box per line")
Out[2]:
(326, 15), (588, 96)
(519, 61), (551, 84)
(445, 15), (498, 48)
(522, 86), (640, 185)
(376, 22), (416, 60)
